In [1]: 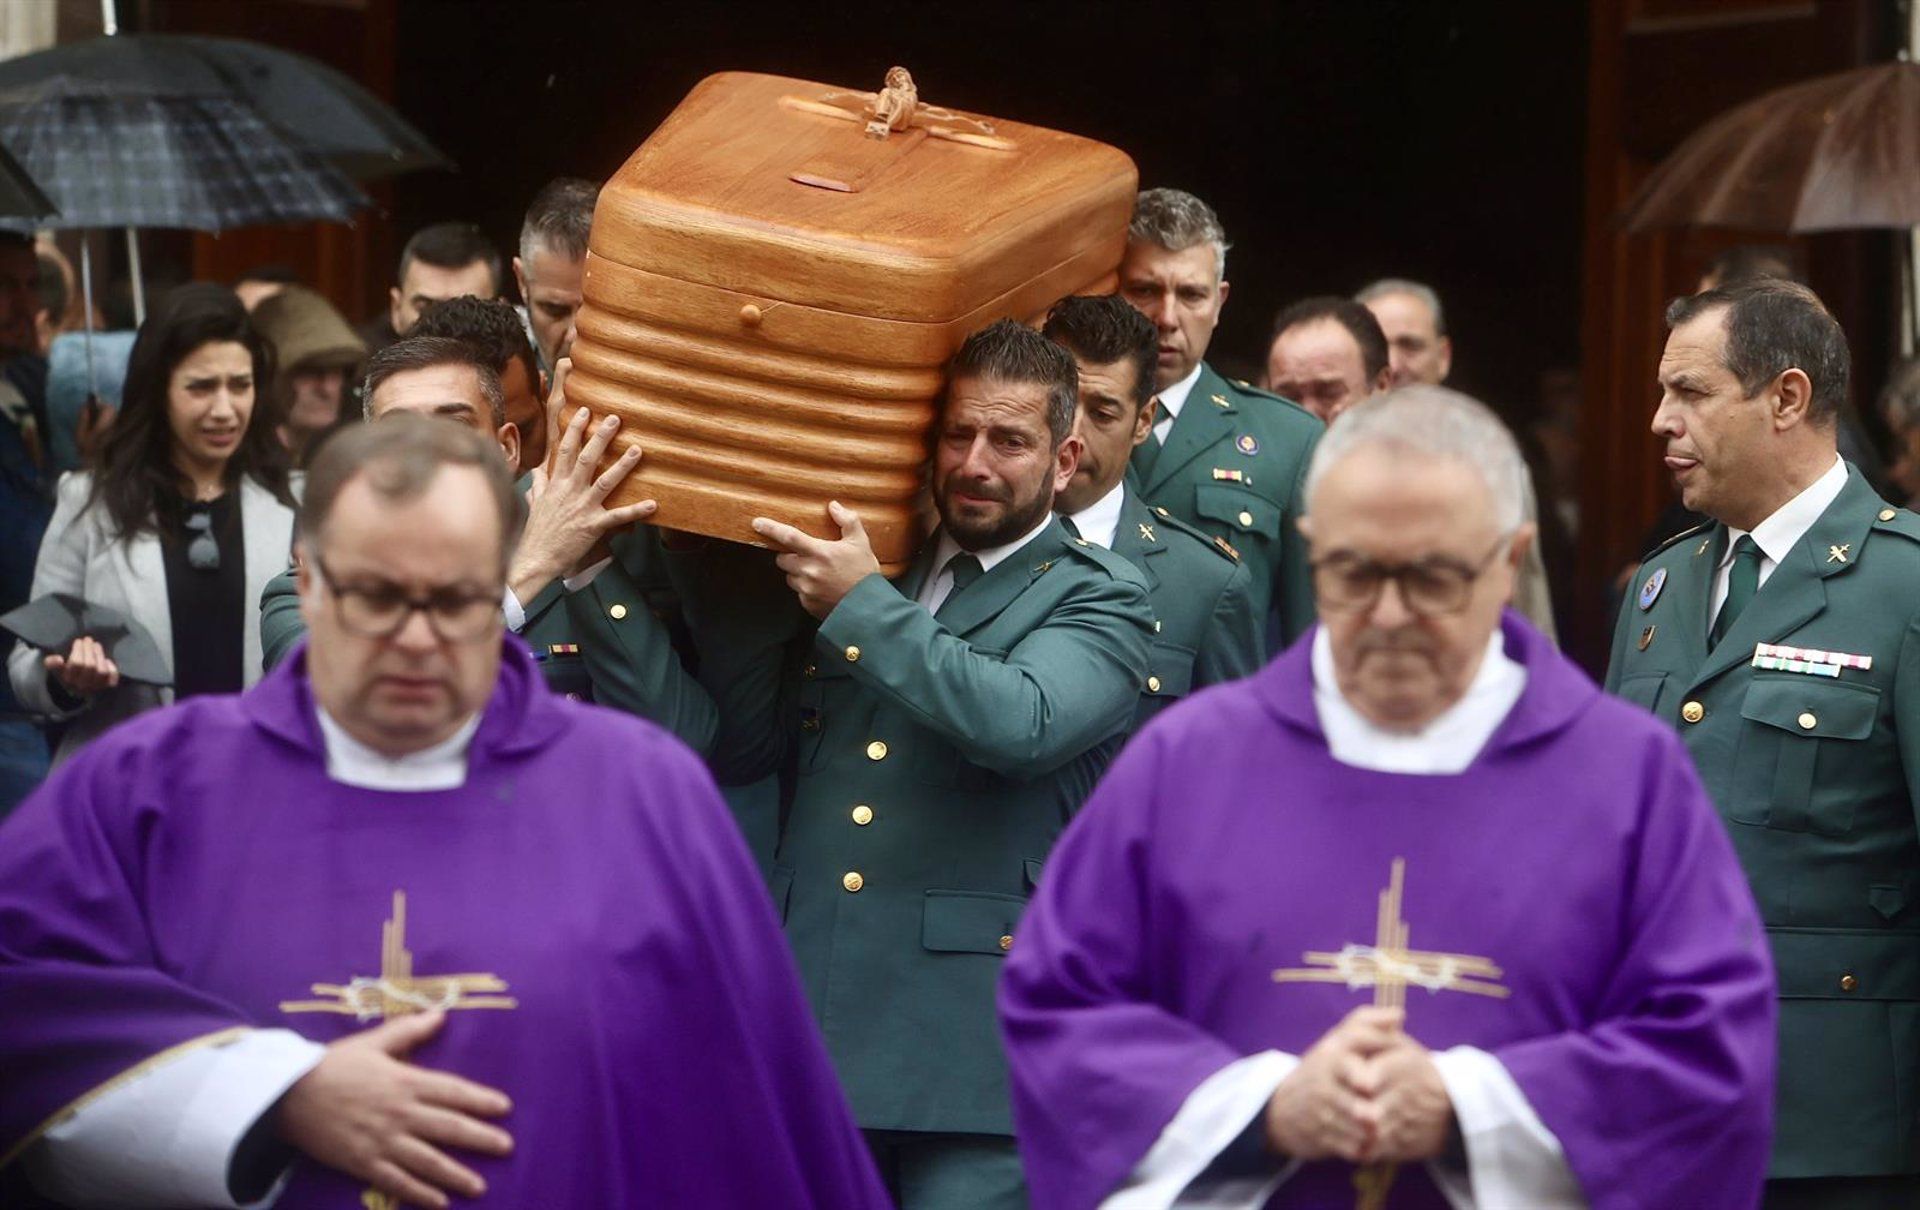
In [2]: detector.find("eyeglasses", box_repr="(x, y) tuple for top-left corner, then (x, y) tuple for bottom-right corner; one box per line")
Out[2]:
(311, 557), (503, 642)
(1310, 533), (1514, 618)
(183, 511), (219, 572)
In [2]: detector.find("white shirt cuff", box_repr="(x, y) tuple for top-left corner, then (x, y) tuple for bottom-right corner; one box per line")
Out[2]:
(502, 586), (526, 633)
(562, 557), (612, 593)
(1427, 1045), (1583, 1210)
(25, 1028), (326, 1209)
(1102, 1050), (1300, 1210)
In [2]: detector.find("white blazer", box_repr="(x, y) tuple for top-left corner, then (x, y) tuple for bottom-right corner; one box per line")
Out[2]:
(7, 470), (299, 761)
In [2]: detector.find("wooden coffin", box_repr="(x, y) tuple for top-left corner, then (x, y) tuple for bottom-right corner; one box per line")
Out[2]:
(565, 69), (1138, 569)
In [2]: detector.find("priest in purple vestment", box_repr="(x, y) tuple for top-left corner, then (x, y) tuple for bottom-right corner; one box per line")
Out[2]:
(999, 386), (1776, 1210)
(0, 416), (888, 1209)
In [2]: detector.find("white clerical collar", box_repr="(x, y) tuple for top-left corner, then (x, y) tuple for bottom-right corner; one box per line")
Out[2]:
(1154, 361), (1204, 438)
(1062, 480), (1127, 550)
(316, 707), (481, 791)
(1723, 454), (1848, 570)
(1309, 627), (1527, 775)
(916, 512), (1056, 613)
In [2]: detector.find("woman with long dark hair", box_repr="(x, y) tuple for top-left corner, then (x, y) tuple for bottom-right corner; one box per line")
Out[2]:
(8, 283), (298, 761)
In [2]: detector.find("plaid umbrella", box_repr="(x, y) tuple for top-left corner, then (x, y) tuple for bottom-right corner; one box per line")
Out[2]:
(0, 142), (54, 221)
(0, 34), (452, 181)
(0, 77), (368, 232)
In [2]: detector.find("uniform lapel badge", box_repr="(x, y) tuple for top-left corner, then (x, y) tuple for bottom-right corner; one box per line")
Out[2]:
(1751, 641), (1873, 678)
(1235, 434), (1259, 456)
(1695, 538), (1711, 557)
(1211, 467), (1247, 483)
(1638, 566), (1667, 610)
(1211, 393), (1231, 409)
(1827, 543), (1851, 564)
(1213, 535), (1240, 560)
(1138, 523), (1156, 543)
(1638, 625), (1656, 652)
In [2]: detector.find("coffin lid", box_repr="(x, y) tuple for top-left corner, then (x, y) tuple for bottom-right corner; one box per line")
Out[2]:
(589, 71), (1139, 325)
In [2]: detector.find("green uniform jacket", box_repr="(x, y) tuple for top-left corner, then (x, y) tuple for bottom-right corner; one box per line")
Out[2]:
(1605, 468), (1920, 1180)
(1129, 362), (1321, 650)
(257, 528), (718, 759)
(1109, 486), (1261, 729)
(768, 520), (1153, 1137)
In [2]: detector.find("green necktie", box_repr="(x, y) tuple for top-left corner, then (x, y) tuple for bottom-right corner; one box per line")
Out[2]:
(1058, 514), (1081, 539)
(935, 553), (983, 618)
(1710, 535), (1763, 648)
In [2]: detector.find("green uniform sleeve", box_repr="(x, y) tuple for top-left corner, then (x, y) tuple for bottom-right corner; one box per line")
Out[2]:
(563, 558), (718, 759)
(1602, 562), (1644, 694)
(1274, 432), (1318, 645)
(816, 569), (1154, 779)
(1193, 558), (1262, 689)
(258, 568), (304, 673)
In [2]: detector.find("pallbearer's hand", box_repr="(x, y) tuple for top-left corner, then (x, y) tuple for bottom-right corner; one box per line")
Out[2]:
(1362, 1035), (1454, 1163)
(512, 407), (656, 605)
(275, 1010), (514, 1209)
(753, 500), (882, 620)
(1264, 1005), (1403, 1162)
(46, 636), (118, 696)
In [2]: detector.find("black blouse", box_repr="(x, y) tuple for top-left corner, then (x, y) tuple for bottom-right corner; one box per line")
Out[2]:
(161, 493), (246, 699)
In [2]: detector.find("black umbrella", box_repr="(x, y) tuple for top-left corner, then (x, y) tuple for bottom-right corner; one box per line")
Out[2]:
(0, 593), (170, 686)
(0, 77), (368, 233)
(0, 141), (55, 222)
(0, 34), (451, 181)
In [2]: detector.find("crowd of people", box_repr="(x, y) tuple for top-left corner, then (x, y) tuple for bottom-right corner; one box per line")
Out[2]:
(0, 176), (1907, 1210)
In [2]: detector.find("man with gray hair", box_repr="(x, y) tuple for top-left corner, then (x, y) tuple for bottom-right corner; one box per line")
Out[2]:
(1119, 187), (1323, 647)
(1003, 385), (1776, 1209)
(1608, 278), (1920, 1208)
(1356, 278), (1452, 389)
(0, 413), (893, 1209)
(513, 177), (597, 376)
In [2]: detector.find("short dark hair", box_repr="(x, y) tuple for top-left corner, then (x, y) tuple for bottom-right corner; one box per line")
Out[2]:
(1703, 245), (1802, 289)
(948, 319), (1078, 445)
(518, 177), (598, 265)
(1041, 295), (1156, 411)
(35, 250), (65, 322)
(361, 335), (507, 427)
(301, 411), (520, 571)
(1271, 296), (1390, 383)
(411, 295), (539, 393)
(1665, 280), (1849, 421)
(397, 222), (502, 295)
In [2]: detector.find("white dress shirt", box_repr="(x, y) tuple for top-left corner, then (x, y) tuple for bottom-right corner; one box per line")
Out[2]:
(914, 512), (1055, 615)
(1062, 480), (1128, 551)
(1710, 454), (1847, 622)
(1151, 363), (1204, 446)
(24, 708), (483, 1209)
(1109, 627), (1584, 1210)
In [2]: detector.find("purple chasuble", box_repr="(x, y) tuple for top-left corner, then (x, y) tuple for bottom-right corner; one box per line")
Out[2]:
(999, 613), (1776, 1210)
(0, 641), (888, 1209)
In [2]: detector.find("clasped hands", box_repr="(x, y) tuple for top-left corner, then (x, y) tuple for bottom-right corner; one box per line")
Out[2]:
(1264, 1006), (1455, 1165)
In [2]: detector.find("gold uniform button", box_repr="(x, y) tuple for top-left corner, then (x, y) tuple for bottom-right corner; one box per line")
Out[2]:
(851, 804), (873, 826)
(609, 603), (628, 620)
(1146, 675), (1162, 692)
(1153, 620), (1162, 633)
(1798, 712), (1817, 730)
(802, 662), (817, 678)
(1154, 506), (1170, 518)
(1841, 973), (1859, 992)
(801, 716), (820, 733)
(842, 871), (864, 893)
(998, 934), (1013, 952)
(1882, 509), (1898, 522)
(844, 645), (861, 663)
(1680, 701), (1705, 724)
(1237, 510), (1254, 528)
(866, 740), (888, 761)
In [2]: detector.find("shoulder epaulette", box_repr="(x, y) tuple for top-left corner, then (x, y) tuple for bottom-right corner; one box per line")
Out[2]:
(1642, 522), (1711, 563)
(1056, 531), (1152, 585)
(1152, 507), (1242, 565)
(1871, 503), (1920, 543)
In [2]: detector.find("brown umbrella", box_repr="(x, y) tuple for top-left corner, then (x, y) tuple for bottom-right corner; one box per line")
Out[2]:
(1623, 61), (1920, 234)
